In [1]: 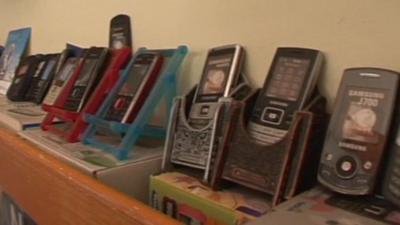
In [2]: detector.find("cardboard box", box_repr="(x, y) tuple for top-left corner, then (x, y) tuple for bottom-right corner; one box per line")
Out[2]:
(19, 128), (163, 203)
(150, 172), (271, 225)
(247, 187), (400, 225)
(0, 96), (46, 131)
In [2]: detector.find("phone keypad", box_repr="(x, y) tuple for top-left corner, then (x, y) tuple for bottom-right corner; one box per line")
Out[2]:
(105, 96), (132, 122)
(247, 121), (287, 145)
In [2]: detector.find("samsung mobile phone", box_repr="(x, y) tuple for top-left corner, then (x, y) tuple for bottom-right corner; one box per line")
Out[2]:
(63, 47), (109, 112)
(42, 57), (79, 106)
(247, 47), (323, 145)
(104, 52), (163, 123)
(6, 54), (43, 101)
(318, 68), (399, 195)
(25, 54), (59, 103)
(188, 44), (244, 126)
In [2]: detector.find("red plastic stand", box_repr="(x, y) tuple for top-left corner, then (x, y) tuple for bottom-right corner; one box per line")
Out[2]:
(41, 48), (132, 142)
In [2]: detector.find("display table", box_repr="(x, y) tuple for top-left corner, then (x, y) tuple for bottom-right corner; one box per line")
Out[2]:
(0, 126), (180, 225)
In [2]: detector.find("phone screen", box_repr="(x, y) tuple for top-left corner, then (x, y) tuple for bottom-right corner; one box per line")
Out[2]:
(339, 86), (387, 145)
(32, 61), (45, 78)
(54, 61), (76, 86)
(41, 59), (56, 80)
(75, 59), (97, 86)
(196, 52), (233, 102)
(118, 63), (150, 96)
(265, 57), (310, 101)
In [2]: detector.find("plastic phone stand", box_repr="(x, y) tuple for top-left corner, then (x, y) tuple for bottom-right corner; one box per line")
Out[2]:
(41, 48), (132, 142)
(82, 46), (188, 160)
(211, 89), (328, 206)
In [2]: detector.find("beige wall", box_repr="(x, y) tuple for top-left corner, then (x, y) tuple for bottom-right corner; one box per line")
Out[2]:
(0, 0), (399, 110)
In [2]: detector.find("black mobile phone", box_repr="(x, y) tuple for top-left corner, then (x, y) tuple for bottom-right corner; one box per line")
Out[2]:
(247, 47), (323, 145)
(25, 54), (59, 104)
(6, 54), (44, 101)
(104, 52), (163, 123)
(109, 14), (132, 50)
(63, 47), (109, 112)
(318, 68), (399, 195)
(42, 57), (79, 107)
(382, 112), (400, 207)
(188, 44), (244, 126)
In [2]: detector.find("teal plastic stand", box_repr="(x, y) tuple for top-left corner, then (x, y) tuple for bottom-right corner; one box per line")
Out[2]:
(82, 46), (188, 160)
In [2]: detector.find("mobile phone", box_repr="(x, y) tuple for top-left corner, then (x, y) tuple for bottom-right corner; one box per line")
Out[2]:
(104, 52), (163, 123)
(247, 47), (323, 145)
(318, 68), (399, 195)
(188, 45), (244, 126)
(63, 47), (109, 112)
(109, 14), (132, 50)
(24, 54), (58, 103)
(6, 54), (43, 101)
(382, 120), (400, 207)
(42, 57), (79, 107)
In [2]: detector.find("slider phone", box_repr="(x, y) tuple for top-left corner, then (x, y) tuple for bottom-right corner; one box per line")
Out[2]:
(104, 52), (163, 123)
(109, 14), (132, 50)
(6, 54), (43, 101)
(247, 47), (323, 145)
(64, 47), (109, 112)
(42, 57), (79, 107)
(188, 44), (244, 127)
(25, 54), (58, 103)
(318, 68), (399, 195)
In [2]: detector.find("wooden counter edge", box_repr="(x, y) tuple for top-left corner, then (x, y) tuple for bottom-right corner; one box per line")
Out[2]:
(0, 127), (181, 225)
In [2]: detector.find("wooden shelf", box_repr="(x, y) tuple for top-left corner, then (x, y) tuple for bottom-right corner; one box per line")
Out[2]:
(0, 127), (181, 225)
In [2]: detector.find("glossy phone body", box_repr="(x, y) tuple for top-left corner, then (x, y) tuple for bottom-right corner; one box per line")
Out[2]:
(188, 44), (244, 125)
(64, 47), (109, 112)
(25, 54), (59, 103)
(109, 14), (132, 50)
(6, 54), (43, 101)
(383, 117), (400, 207)
(104, 52), (163, 123)
(318, 68), (399, 195)
(42, 57), (79, 107)
(247, 47), (323, 145)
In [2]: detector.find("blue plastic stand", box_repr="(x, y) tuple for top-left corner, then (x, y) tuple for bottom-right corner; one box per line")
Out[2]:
(82, 45), (188, 160)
